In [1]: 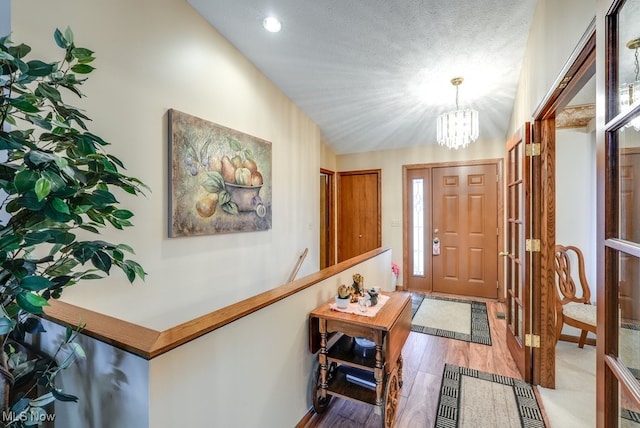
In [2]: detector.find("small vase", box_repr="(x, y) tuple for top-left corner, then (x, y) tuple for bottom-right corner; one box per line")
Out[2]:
(335, 295), (350, 309)
(391, 274), (398, 289)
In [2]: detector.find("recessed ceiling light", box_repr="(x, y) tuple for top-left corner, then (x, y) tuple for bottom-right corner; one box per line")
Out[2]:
(263, 16), (282, 33)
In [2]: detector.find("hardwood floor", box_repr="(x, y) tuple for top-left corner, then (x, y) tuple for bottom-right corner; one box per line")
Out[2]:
(304, 295), (533, 427)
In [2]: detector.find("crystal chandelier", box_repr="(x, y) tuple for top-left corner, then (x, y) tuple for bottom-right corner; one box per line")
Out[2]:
(620, 37), (640, 131)
(436, 77), (479, 149)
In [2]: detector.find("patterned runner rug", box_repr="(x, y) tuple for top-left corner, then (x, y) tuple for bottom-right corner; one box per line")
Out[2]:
(436, 364), (546, 428)
(411, 294), (492, 345)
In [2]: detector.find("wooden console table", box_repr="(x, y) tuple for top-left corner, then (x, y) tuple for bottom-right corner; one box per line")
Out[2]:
(308, 291), (411, 427)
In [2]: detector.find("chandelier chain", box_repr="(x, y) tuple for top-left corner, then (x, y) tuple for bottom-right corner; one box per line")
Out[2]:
(635, 46), (639, 82)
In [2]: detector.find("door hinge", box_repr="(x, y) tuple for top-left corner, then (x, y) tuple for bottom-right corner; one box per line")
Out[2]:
(526, 143), (541, 156)
(525, 334), (541, 348)
(526, 239), (541, 252)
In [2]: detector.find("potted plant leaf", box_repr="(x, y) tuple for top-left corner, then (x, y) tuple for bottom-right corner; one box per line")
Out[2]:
(0, 27), (147, 424)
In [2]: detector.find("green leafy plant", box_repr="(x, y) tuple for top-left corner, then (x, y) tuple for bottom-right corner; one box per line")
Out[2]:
(0, 27), (147, 424)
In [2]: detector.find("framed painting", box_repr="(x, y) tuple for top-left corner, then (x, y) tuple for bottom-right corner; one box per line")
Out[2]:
(168, 109), (272, 237)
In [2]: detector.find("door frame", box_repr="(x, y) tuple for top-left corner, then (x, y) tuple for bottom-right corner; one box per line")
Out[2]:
(402, 158), (504, 300)
(320, 168), (336, 268)
(531, 19), (595, 388)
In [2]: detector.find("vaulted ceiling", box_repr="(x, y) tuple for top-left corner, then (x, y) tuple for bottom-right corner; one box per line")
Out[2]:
(189, 0), (539, 154)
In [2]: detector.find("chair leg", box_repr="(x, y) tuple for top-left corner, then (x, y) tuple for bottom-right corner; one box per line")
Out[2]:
(578, 330), (588, 348)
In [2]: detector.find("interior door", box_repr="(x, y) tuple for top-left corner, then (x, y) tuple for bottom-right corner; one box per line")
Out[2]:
(337, 170), (381, 262)
(431, 164), (498, 298)
(505, 124), (532, 382)
(599, 1), (640, 424)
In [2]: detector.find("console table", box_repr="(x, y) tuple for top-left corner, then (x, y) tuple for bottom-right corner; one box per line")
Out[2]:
(308, 291), (411, 427)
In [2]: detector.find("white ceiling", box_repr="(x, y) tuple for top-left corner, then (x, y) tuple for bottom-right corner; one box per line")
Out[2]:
(188, 0), (538, 154)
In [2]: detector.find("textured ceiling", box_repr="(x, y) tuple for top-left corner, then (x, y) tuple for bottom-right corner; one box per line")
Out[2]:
(188, 0), (538, 154)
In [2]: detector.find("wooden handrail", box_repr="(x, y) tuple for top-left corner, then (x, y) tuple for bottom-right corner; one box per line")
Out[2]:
(43, 247), (391, 359)
(288, 248), (308, 283)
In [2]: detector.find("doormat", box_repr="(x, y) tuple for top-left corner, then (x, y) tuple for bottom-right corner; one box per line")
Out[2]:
(436, 364), (546, 428)
(411, 294), (491, 345)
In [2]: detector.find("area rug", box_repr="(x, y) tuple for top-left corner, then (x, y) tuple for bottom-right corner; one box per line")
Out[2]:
(411, 294), (492, 345)
(436, 364), (546, 428)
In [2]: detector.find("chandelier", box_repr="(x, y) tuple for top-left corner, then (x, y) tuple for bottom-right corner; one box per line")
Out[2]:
(620, 37), (640, 131)
(436, 77), (479, 149)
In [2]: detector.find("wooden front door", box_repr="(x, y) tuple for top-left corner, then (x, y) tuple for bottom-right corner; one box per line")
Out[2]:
(337, 170), (381, 262)
(505, 124), (532, 383)
(431, 164), (498, 298)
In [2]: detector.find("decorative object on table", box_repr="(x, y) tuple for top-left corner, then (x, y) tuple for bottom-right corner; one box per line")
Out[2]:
(0, 28), (147, 416)
(335, 284), (352, 309)
(357, 296), (370, 313)
(168, 109), (272, 237)
(351, 273), (364, 301)
(368, 288), (379, 306)
(391, 262), (400, 288)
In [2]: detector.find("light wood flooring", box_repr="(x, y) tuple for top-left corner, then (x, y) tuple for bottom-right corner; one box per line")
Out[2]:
(304, 294), (547, 428)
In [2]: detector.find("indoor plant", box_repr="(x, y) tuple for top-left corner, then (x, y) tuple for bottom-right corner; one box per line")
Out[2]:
(0, 27), (147, 424)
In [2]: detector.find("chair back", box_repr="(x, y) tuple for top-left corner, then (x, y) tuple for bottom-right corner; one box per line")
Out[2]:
(554, 244), (591, 305)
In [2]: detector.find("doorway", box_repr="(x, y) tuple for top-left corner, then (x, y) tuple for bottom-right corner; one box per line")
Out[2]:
(403, 160), (502, 299)
(531, 20), (595, 388)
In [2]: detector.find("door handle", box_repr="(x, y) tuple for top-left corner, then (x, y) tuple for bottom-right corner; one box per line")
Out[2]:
(499, 251), (510, 257)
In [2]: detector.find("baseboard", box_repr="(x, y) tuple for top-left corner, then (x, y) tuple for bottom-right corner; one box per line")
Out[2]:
(295, 408), (316, 428)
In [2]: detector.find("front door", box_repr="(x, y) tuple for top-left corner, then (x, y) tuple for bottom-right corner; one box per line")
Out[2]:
(431, 164), (498, 298)
(505, 124), (532, 382)
(405, 161), (500, 299)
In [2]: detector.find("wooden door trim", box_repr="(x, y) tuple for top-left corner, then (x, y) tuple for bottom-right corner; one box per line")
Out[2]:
(320, 168), (336, 267)
(402, 158), (504, 300)
(531, 22), (595, 388)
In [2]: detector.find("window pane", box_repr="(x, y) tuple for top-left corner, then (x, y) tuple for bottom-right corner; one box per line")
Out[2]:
(617, 1), (640, 117)
(412, 178), (424, 276)
(619, 384), (640, 427)
(619, 253), (640, 380)
(619, 125), (640, 243)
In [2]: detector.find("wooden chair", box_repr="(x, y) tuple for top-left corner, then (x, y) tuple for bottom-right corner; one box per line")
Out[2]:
(554, 244), (597, 348)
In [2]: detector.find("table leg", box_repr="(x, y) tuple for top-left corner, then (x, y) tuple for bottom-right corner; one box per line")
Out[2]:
(398, 354), (404, 388)
(374, 330), (384, 406)
(318, 319), (328, 399)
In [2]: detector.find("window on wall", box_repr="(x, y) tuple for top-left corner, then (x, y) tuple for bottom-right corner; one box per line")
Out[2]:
(412, 178), (425, 276)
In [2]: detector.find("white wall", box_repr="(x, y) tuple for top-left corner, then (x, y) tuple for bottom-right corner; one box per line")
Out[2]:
(12, 0), (321, 330)
(556, 127), (597, 301)
(509, 0), (596, 133)
(146, 251), (393, 427)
